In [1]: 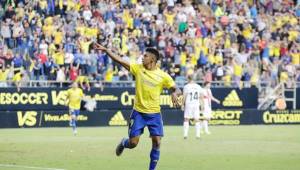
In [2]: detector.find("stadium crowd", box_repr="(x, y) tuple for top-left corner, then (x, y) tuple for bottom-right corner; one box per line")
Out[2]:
(0, 0), (299, 89)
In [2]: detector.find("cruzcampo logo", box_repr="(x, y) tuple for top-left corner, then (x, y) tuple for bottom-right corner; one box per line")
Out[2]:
(222, 90), (243, 107)
(109, 111), (127, 126)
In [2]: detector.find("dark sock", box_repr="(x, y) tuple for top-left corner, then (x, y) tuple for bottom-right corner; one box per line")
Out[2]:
(149, 148), (160, 170)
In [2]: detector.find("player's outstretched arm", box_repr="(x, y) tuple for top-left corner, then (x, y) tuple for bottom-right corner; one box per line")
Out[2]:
(170, 86), (182, 108)
(94, 43), (130, 71)
(211, 95), (220, 104)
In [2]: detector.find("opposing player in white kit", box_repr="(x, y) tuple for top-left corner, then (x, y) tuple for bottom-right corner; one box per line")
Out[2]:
(182, 76), (203, 139)
(201, 81), (220, 134)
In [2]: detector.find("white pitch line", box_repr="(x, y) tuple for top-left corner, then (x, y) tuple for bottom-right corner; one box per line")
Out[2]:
(0, 164), (66, 170)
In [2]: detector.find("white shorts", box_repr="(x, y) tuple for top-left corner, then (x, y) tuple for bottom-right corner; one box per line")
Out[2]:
(184, 105), (200, 119)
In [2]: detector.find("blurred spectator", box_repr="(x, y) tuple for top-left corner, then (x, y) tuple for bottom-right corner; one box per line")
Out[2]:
(12, 71), (23, 91)
(0, 63), (8, 87)
(75, 74), (90, 91)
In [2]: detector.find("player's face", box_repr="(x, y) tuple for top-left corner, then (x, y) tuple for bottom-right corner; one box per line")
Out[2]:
(142, 52), (155, 67)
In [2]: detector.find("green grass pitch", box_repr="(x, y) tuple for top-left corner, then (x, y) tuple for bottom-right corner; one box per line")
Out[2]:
(0, 126), (300, 170)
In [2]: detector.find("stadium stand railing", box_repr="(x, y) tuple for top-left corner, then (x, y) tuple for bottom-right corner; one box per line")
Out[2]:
(1, 80), (298, 88)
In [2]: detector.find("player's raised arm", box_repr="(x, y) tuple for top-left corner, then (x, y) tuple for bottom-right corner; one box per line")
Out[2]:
(210, 91), (220, 104)
(94, 43), (130, 71)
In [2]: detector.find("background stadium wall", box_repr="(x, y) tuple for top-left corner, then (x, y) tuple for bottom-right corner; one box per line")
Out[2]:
(0, 109), (300, 128)
(0, 87), (258, 111)
(0, 87), (299, 128)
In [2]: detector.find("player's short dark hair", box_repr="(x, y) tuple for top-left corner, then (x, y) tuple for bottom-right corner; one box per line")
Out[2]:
(187, 75), (193, 81)
(146, 48), (160, 62)
(204, 81), (211, 86)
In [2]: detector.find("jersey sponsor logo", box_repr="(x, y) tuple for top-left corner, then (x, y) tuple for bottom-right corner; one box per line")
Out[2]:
(17, 111), (38, 126)
(109, 111), (127, 126)
(121, 91), (173, 107)
(222, 90), (243, 107)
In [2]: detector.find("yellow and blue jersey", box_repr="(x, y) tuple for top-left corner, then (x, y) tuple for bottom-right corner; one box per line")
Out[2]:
(130, 64), (175, 113)
(66, 87), (84, 110)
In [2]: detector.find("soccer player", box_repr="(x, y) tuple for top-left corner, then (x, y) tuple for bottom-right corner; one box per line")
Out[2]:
(66, 82), (84, 135)
(201, 81), (220, 134)
(95, 44), (181, 170)
(182, 75), (203, 139)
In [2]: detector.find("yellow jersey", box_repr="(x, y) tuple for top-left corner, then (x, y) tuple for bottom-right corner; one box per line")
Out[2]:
(53, 31), (63, 45)
(42, 25), (54, 37)
(48, 43), (57, 56)
(180, 52), (187, 66)
(0, 69), (9, 81)
(280, 72), (288, 83)
(84, 28), (98, 38)
(288, 31), (299, 41)
(44, 17), (53, 25)
(104, 69), (114, 82)
(164, 12), (175, 26)
(130, 64), (175, 113)
(66, 87), (84, 110)
(234, 64), (243, 77)
(76, 26), (85, 35)
(208, 54), (215, 64)
(291, 53), (299, 65)
(13, 72), (22, 82)
(80, 41), (92, 55)
(53, 51), (65, 65)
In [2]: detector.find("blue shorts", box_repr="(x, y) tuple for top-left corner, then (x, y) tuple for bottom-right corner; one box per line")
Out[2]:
(70, 109), (80, 116)
(128, 110), (164, 138)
